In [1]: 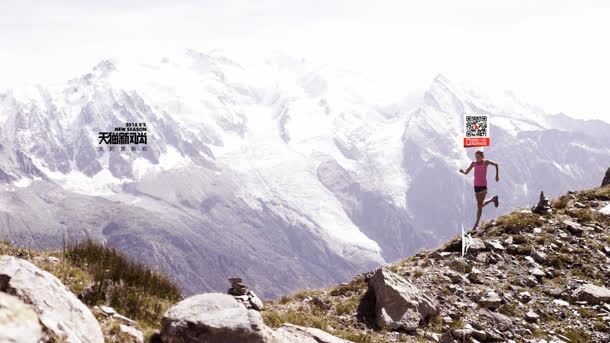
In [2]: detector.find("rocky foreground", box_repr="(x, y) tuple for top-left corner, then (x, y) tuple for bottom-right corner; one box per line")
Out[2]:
(263, 183), (610, 343)
(0, 174), (609, 342)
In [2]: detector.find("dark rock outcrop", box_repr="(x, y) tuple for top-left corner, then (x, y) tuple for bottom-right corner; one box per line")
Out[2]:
(602, 167), (610, 187)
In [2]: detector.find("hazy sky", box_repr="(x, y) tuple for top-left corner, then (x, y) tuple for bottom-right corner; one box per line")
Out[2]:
(1, 0), (609, 120)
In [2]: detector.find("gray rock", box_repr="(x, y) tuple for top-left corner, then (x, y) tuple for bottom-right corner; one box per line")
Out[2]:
(467, 238), (486, 254)
(248, 291), (264, 311)
(518, 291), (532, 303)
(523, 275), (539, 287)
(467, 268), (483, 284)
(161, 293), (269, 343)
(119, 324), (144, 343)
(444, 270), (467, 284)
(573, 202), (586, 209)
(271, 323), (352, 343)
(531, 251), (547, 263)
(228, 278), (264, 311)
(571, 283), (610, 304)
(368, 268), (438, 331)
(480, 310), (514, 333)
(563, 220), (584, 236)
(486, 240), (505, 251)
(0, 255), (104, 343)
(529, 268), (545, 278)
(478, 291), (502, 310)
(525, 310), (539, 323)
(0, 292), (44, 343)
(553, 299), (570, 307)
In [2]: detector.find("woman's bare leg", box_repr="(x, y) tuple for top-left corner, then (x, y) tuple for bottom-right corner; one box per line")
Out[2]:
(474, 191), (486, 229)
(483, 197), (495, 206)
(474, 193), (498, 228)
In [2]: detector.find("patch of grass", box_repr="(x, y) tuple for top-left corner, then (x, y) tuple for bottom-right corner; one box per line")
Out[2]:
(424, 314), (443, 332)
(497, 212), (544, 234)
(332, 331), (377, 343)
(63, 239), (181, 326)
(547, 254), (572, 268)
(572, 209), (594, 223)
(507, 243), (534, 255)
(449, 318), (463, 329)
(412, 268), (424, 279)
(335, 295), (360, 316)
(563, 328), (591, 343)
(576, 307), (596, 319)
(262, 306), (329, 330)
(591, 186), (610, 200)
(512, 234), (528, 244)
(289, 288), (319, 301)
(498, 302), (520, 317)
(552, 195), (570, 209)
(593, 319), (608, 332)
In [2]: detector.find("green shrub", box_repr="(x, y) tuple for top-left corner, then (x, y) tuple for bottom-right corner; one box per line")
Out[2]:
(63, 239), (181, 325)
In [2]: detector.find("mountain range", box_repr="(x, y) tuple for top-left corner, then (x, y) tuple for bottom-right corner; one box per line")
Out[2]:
(1, 50), (608, 297)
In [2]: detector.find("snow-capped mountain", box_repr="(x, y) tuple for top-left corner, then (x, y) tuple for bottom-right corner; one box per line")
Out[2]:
(1, 51), (608, 297)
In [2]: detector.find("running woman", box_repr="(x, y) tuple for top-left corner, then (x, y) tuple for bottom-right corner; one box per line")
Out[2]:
(460, 150), (500, 229)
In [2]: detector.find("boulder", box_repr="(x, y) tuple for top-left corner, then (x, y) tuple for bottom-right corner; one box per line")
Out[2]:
(161, 293), (269, 343)
(161, 292), (350, 343)
(0, 255), (104, 343)
(368, 268), (438, 331)
(271, 323), (352, 343)
(0, 292), (44, 343)
(571, 283), (610, 304)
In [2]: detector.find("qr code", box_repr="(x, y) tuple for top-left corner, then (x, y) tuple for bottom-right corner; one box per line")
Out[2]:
(465, 115), (488, 137)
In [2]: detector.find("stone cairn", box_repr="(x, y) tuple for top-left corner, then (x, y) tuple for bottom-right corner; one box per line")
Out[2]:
(227, 277), (264, 311)
(531, 191), (552, 214)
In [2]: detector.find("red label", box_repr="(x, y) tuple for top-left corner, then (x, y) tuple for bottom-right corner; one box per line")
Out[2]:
(463, 137), (490, 147)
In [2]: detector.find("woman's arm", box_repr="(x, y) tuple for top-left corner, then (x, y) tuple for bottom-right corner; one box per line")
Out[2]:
(487, 160), (500, 181)
(460, 162), (475, 175)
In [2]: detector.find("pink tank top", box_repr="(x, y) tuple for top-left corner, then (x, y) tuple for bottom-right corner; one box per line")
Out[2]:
(473, 160), (488, 186)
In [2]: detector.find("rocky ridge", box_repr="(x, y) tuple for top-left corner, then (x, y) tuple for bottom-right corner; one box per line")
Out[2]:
(263, 183), (610, 343)
(0, 176), (609, 342)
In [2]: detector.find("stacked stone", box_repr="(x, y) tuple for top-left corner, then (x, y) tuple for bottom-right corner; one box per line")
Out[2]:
(227, 277), (264, 311)
(531, 191), (552, 214)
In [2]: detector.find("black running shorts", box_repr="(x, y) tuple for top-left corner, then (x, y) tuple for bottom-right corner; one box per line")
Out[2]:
(474, 186), (488, 193)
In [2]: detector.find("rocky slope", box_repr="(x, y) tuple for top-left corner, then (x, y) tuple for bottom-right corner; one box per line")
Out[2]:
(1, 177), (609, 342)
(262, 183), (610, 342)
